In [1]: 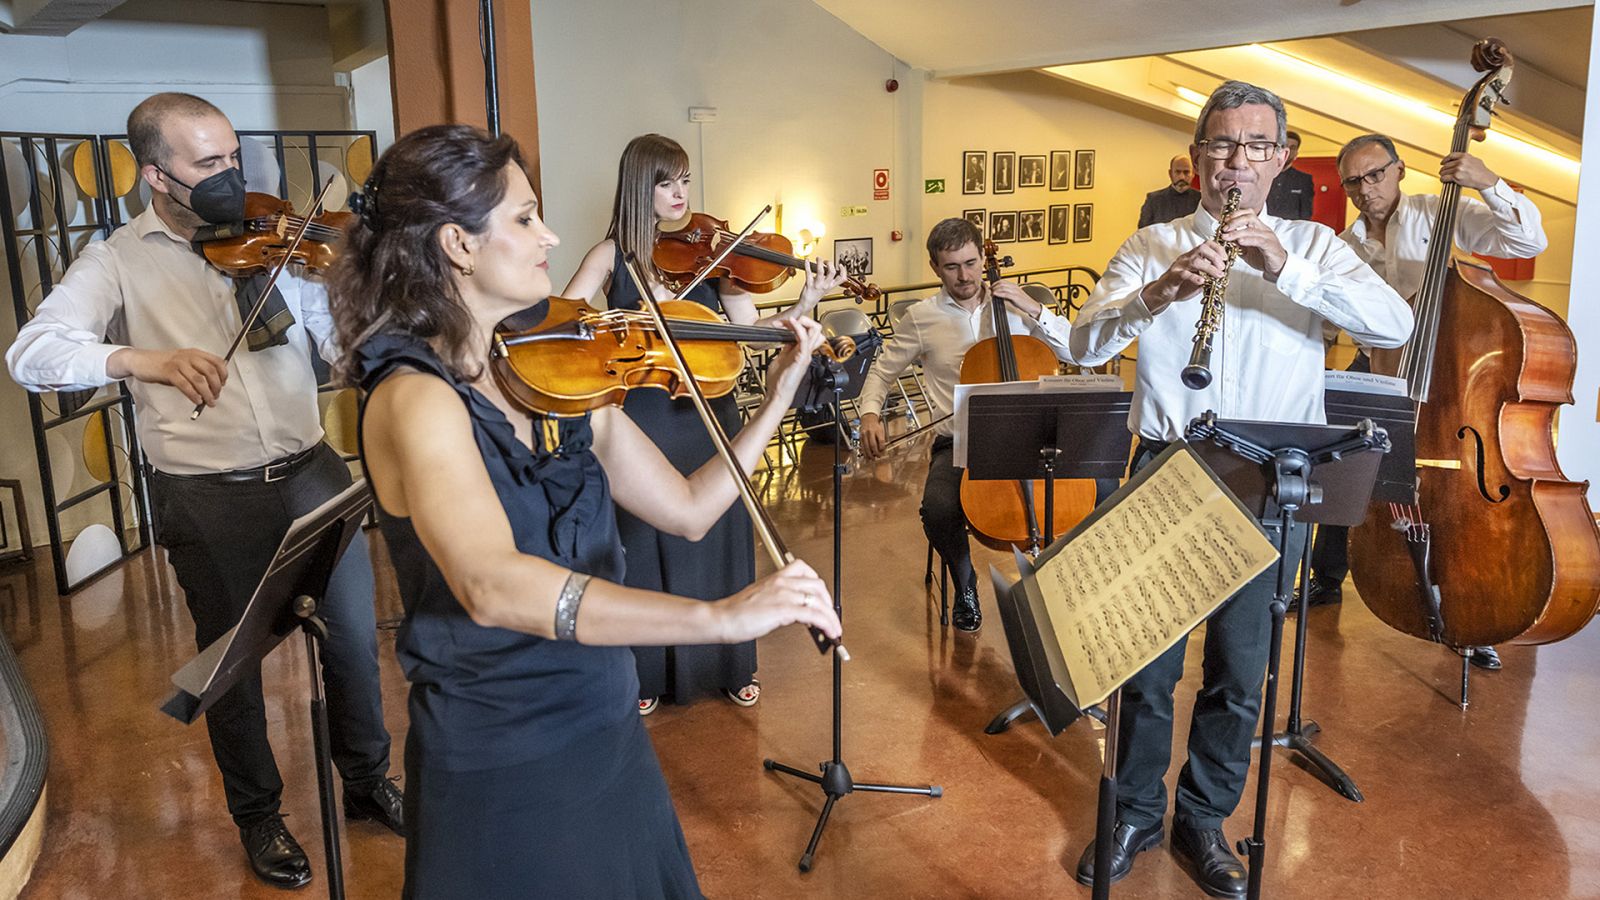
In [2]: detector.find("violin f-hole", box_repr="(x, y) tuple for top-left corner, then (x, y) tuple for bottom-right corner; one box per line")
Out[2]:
(1456, 425), (1510, 504)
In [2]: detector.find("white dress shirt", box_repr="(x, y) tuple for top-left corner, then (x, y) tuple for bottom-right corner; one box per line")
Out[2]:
(1071, 206), (1413, 442)
(1340, 180), (1547, 301)
(857, 289), (1075, 437)
(5, 205), (334, 475)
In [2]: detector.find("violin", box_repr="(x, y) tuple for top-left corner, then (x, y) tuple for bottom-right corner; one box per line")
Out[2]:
(653, 212), (882, 303)
(957, 241), (1096, 551)
(196, 191), (354, 277)
(490, 296), (855, 417)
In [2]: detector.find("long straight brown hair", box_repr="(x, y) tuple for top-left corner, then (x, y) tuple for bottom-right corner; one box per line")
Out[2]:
(605, 134), (690, 288)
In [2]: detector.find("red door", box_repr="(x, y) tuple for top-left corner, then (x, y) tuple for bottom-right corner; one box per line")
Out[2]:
(1294, 156), (1347, 233)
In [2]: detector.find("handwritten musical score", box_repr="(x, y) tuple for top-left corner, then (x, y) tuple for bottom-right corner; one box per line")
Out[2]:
(1032, 447), (1279, 707)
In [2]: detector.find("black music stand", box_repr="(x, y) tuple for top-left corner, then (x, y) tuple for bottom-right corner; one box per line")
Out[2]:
(989, 441), (1269, 900)
(1185, 414), (1387, 900)
(163, 481), (374, 900)
(764, 334), (940, 874)
(962, 388), (1133, 735)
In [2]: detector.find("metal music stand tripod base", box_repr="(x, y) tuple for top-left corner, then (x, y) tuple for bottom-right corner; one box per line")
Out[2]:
(763, 366), (939, 874)
(162, 483), (373, 900)
(1186, 415), (1387, 900)
(1273, 526), (1363, 802)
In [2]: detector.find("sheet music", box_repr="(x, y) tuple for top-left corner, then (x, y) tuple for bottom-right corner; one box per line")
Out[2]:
(1031, 447), (1278, 706)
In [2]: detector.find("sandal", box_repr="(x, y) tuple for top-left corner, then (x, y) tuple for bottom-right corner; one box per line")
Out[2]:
(722, 680), (761, 708)
(638, 697), (659, 716)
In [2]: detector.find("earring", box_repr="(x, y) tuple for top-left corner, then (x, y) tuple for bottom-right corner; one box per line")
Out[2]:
(461, 264), (475, 277)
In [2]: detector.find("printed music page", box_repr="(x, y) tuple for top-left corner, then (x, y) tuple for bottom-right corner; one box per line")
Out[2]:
(1031, 446), (1278, 707)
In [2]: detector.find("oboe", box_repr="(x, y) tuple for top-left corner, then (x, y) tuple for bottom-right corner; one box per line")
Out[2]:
(1180, 186), (1242, 390)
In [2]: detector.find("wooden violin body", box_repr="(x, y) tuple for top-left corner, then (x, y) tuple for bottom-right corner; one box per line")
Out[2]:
(199, 192), (353, 277)
(490, 296), (854, 417)
(957, 241), (1095, 551)
(1350, 262), (1600, 646)
(492, 297), (745, 416)
(654, 212), (882, 302)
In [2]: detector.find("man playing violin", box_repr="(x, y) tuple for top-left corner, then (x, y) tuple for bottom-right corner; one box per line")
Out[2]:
(1069, 82), (1411, 898)
(4, 93), (400, 890)
(1302, 133), (1548, 673)
(857, 217), (1074, 633)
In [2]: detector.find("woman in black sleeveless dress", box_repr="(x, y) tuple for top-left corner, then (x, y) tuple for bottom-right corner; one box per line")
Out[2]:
(326, 125), (841, 899)
(564, 133), (845, 712)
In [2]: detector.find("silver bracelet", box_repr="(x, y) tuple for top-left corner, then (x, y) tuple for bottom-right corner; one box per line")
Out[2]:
(554, 572), (590, 642)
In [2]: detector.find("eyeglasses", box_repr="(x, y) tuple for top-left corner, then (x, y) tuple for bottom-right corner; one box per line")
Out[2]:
(1339, 160), (1397, 191)
(1196, 140), (1281, 162)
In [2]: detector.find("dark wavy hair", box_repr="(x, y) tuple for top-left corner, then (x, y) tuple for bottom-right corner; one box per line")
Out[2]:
(328, 124), (525, 383)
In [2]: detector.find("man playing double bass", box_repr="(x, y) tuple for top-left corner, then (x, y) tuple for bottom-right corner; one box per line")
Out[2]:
(1068, 82), (1411, 897)
(1304, 132), (1548, 672)
(856, 218), (1074, 634)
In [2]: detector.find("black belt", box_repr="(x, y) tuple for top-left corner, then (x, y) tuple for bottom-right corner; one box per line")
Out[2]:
(158, 446), (320, 485)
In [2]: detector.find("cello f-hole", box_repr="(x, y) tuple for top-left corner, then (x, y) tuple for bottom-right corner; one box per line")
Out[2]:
(1456, 426), (1511, 504)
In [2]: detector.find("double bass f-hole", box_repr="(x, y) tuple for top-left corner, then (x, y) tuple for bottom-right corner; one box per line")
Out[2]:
(1456, 425), (1511, 504)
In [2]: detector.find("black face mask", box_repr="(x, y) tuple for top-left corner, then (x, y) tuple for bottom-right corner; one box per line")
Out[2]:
(160, 166), (245, 224)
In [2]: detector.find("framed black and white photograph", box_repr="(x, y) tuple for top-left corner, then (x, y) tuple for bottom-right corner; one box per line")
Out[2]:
(962, 151), (987, 195)
(1074, 149), (1096, 190)
(1048, 204), (1070, 244)
(1018, 155), (1046, 189)
(833, 236), (874, 278)
(963, 208), (986, 233)
(1050, 150), (1072, 191)
(992, 151), (1016, 194)
(1072, 203), (1094, 243)
(989, 211), (1018, 243)
(1017, 209), (1044, 242)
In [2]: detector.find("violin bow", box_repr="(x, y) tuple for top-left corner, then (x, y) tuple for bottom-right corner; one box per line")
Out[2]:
(190, 175), (338, 420)
(622, 234), (846, 659)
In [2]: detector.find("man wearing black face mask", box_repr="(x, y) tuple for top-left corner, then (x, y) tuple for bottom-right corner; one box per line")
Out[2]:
(5, 93), (401, 890)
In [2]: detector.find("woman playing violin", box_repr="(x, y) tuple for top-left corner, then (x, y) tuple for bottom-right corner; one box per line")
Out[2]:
(329, 124), (841, 899)
(563, 133), (847, 713)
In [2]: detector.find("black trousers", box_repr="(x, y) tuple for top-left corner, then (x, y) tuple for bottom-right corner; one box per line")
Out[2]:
(150, 444), (391, 827)
(922, 436), (974, 593)
(1308, 351), (1371, 585)
(1114, 441), (1306, 831)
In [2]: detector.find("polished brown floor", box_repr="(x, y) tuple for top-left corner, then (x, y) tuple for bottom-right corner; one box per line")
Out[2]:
(5, 435), (1599, 899)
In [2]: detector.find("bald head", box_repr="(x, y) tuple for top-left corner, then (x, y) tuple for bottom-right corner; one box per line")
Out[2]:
(1168, 154), (1194, 192)
(127, 92), (228, 169)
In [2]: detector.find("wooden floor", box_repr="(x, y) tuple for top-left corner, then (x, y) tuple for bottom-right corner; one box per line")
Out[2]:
(4, 435), (1599, 899)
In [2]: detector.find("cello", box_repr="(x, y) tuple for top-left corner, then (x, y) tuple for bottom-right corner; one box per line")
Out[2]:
(957, 241), (1096, 551)
(1348, 38), (1600, 659)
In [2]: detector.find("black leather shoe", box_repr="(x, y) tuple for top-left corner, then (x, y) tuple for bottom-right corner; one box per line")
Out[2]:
(344, 776), (406, 837)
(952, 587), (981, 633)
(240, 814), (311, 890)
(1074, 820), (1163, 886)
(1468, 646), (1502, 671)
(1290, 579), (1341, 613)
(1172, 821), (1247, 898)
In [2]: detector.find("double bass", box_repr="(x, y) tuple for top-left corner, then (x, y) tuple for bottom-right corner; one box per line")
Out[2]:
(957, 241), (1096, 551)
(1349, 38), (1600, 653)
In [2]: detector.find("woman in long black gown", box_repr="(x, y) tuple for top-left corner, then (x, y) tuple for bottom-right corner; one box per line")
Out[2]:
(564, 133), (845, 713)
(327, 125), (841, 899)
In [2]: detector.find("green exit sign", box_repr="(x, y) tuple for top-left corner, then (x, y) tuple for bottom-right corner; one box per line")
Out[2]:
(924, 179), (946, 194)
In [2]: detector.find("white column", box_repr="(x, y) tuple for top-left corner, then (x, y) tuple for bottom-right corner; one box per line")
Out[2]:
(1555, 21), (1600, 502)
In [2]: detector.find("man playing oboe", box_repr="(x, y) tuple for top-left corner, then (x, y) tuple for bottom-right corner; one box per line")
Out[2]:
(1067, 81), (1411, 897)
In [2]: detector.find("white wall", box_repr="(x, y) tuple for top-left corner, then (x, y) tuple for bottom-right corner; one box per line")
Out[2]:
(0, 0), (355, 546)
(529, 0), (922, 297)
(1555, 22), (1600, 501)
